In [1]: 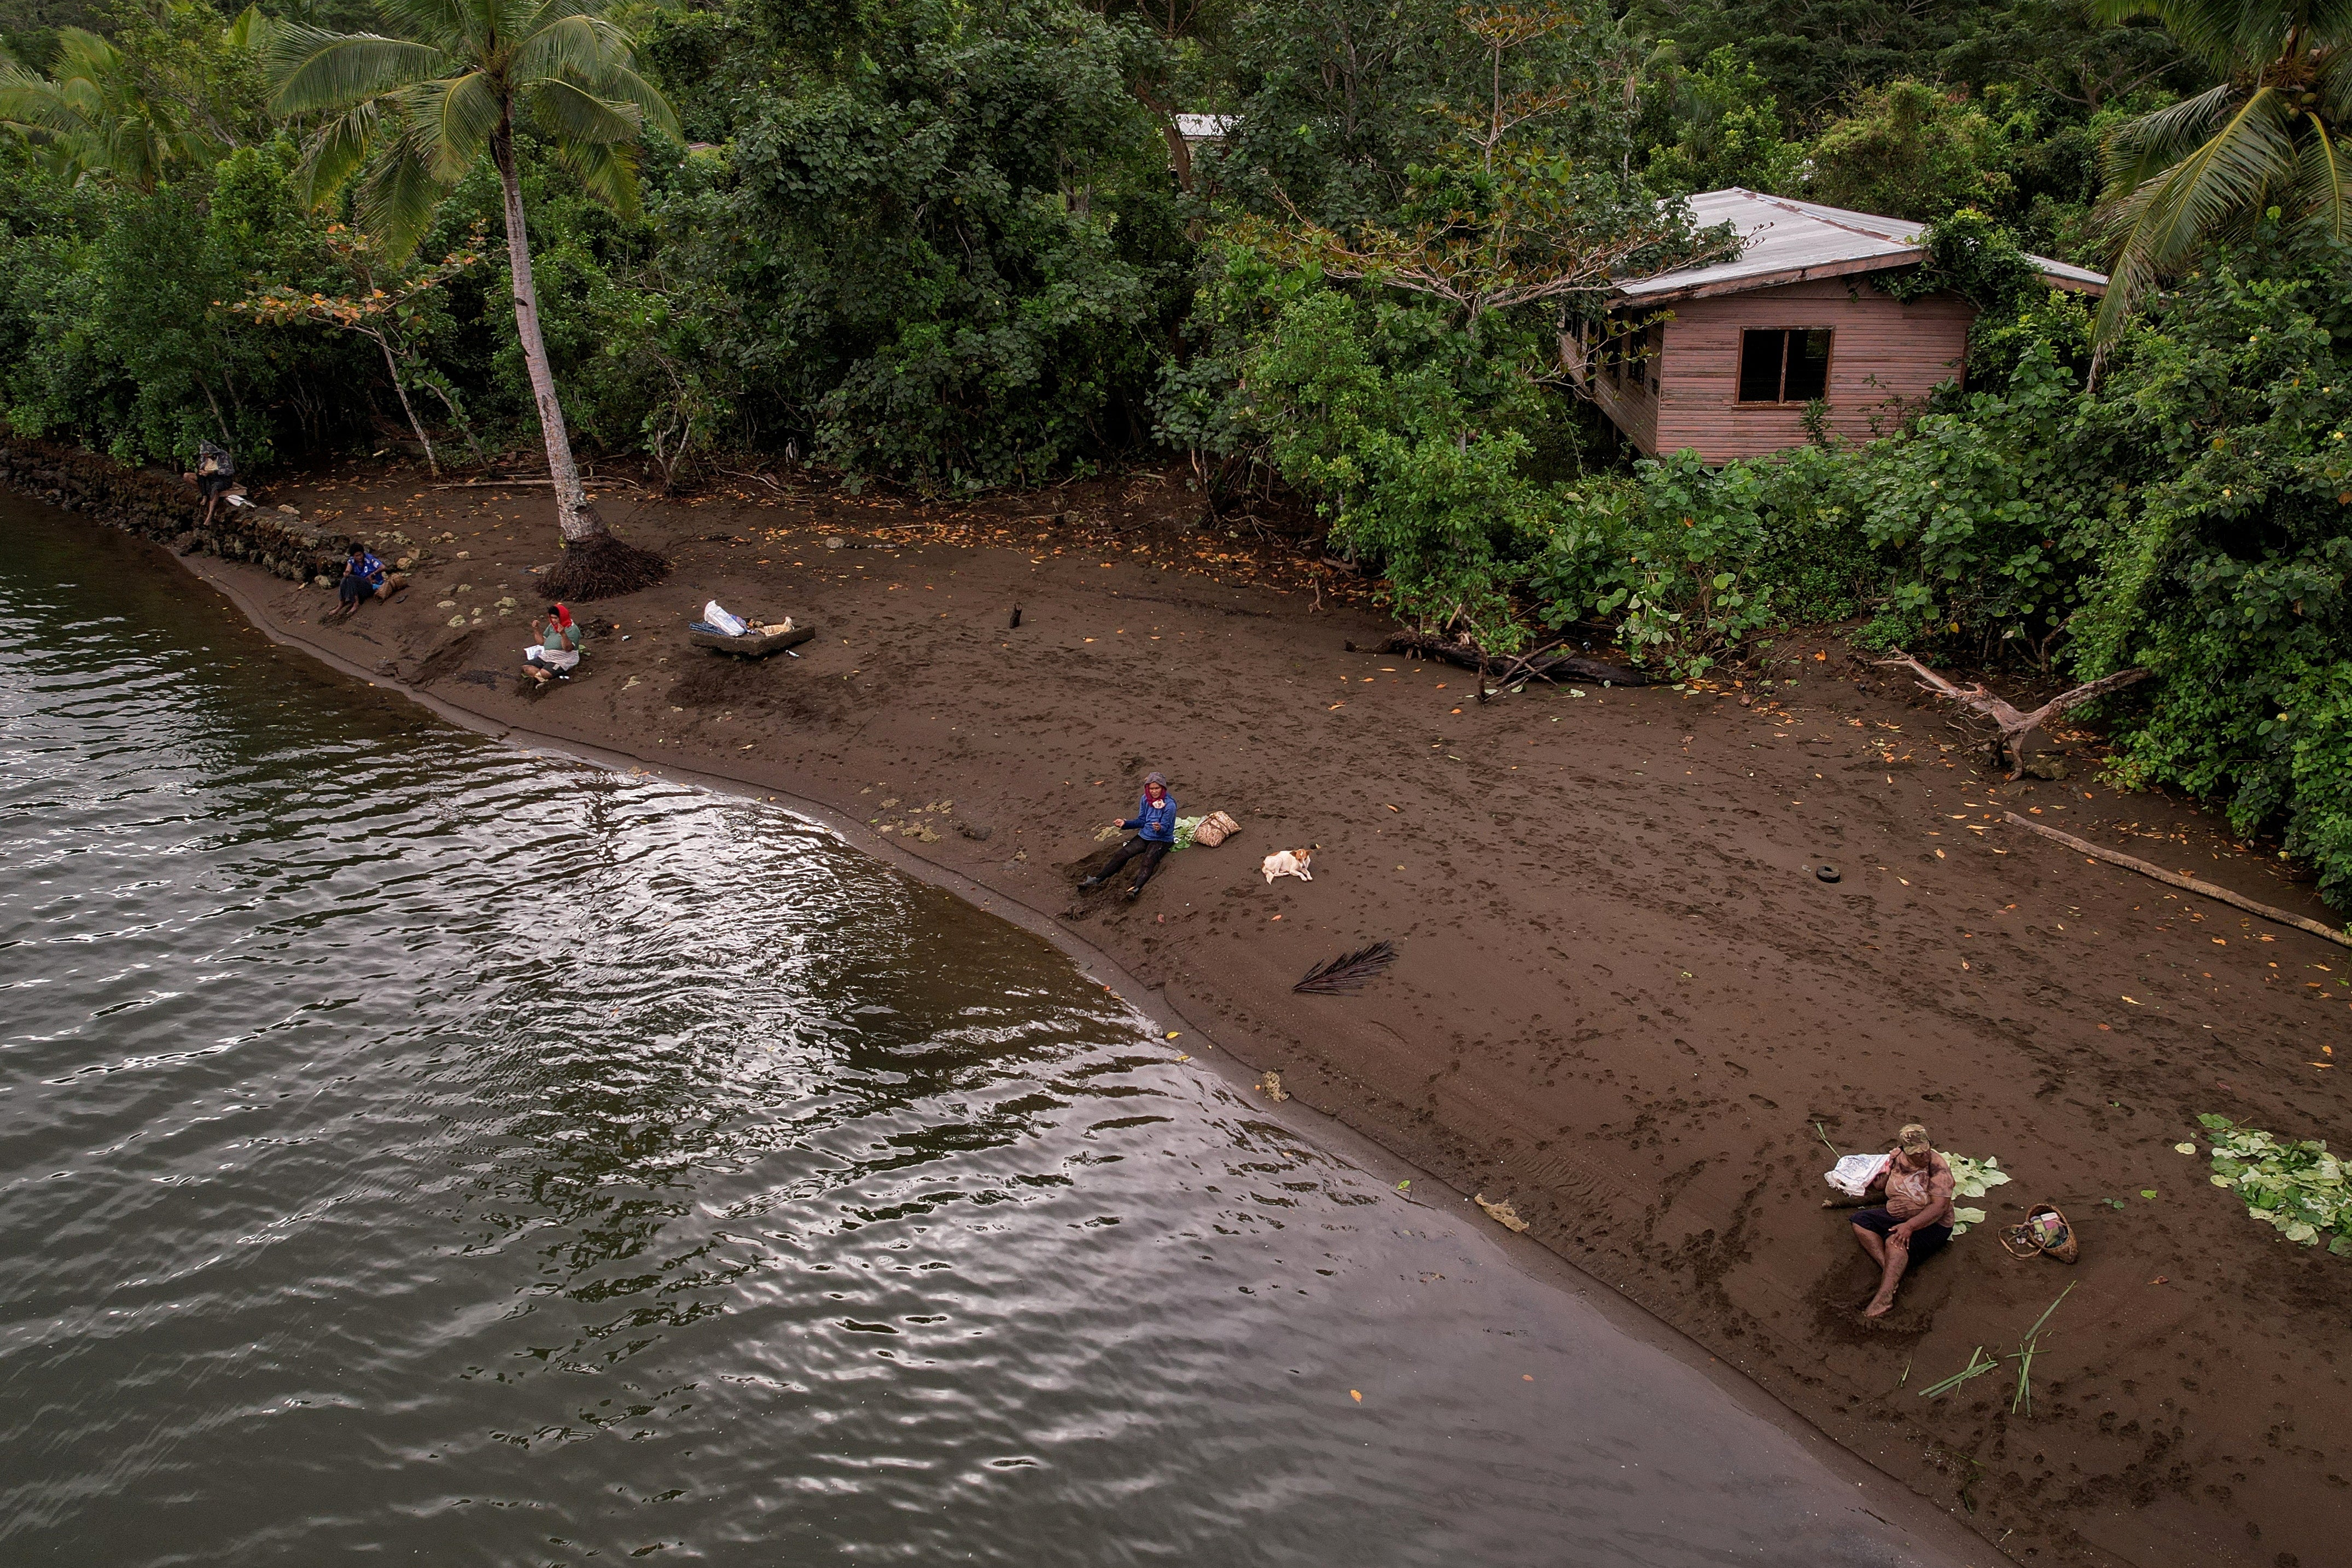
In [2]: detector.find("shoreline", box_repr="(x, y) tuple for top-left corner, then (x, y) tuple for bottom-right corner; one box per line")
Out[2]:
(169, 521), (1971, 1550)
(32, 457), (2352, 1567)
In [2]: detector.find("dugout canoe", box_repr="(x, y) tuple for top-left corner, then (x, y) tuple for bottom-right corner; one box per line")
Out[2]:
(688, 624), (816, 658)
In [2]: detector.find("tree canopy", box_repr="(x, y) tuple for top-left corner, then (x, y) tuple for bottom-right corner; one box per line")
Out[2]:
(5, 0), (2352, 897)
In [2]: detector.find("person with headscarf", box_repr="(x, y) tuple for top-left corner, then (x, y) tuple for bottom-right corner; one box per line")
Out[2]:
(523, 602), (583, 685)
(1080, 771), (1179, 901)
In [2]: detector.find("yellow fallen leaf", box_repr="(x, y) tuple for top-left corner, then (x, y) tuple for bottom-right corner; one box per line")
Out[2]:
(1350, 1390), (1362, 1402)
(1474, 1192), (1529, 1232)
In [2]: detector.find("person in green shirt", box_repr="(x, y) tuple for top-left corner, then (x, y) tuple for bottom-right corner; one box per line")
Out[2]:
(523, 604), (582, 685)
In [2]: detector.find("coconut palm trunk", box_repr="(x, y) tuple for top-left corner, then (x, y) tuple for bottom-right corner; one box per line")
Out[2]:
(269, 0), (677, 599)
(489, 115), (598, 545)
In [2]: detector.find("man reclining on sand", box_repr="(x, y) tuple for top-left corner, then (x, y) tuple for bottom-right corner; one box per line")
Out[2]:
(329, 543), (406, 620)
(1839, 1123), (1955, 1319)
(1080, 771), (1178, 902)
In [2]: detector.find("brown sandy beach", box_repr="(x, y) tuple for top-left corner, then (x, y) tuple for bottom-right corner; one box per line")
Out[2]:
(153, 461), (2352, 1567)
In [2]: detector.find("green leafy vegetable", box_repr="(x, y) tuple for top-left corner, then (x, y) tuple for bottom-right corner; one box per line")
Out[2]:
(1941, 1152), (2012, 1237)
(2196, 1114), (2352, 1255)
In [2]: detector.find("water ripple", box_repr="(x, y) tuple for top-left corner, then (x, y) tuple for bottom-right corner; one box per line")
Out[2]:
(0, 502), (1964, 1568)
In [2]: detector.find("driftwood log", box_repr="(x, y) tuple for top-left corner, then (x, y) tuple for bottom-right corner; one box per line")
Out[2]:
(1877, 653), (2147, 778)
(1370, 631), (1648, 688)
(2004, 813), (2350, 949)
(689, 624), (816, 658)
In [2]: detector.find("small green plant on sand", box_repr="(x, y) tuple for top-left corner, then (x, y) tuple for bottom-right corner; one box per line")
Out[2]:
(2198, 1115), (2352, 1255)
(1921, 1283), (2074, 1417)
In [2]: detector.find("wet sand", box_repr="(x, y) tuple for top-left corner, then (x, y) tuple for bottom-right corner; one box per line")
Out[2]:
(172, 461), (2351, 1567)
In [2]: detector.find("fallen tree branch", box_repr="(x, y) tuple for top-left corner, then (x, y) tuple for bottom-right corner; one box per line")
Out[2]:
(1373, 630), (1647, 687)
(2004, 812), (2350, 949)
(432, 475), (641, 491)
(712, 465), (785, 493)
(1876, 653), (2147, 777)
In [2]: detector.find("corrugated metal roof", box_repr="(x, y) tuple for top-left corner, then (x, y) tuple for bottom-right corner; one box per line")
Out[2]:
(1614, 188), (2107, 302)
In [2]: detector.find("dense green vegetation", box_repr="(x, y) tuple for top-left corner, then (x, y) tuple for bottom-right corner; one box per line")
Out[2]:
(3, 0), (2350, 907)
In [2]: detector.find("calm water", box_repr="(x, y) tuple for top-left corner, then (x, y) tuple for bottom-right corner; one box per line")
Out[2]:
(0, 502), (1970, 1566)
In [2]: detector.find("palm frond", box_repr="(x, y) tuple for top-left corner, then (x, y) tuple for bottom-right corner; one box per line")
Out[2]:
(270, 28), (447, 115)
(2091, 0), (2247, 75)
(0, 66), (82, 138)
(513, 14), (624, 85)
(585, 60), (677, 141)
(2296, 114), (2351, 242)
(495, 0), (564, 50)
(522, 0), (609, 34)
(2094, 88), (2297, 347)
(375, 0), (484, 54)
(416, 69), (501, 180)
(2313, 44), (2352, 124)
(526, 73), (638, 143)
(2100, 81), (2239, 191)
(354, 116), (455, 259)
(49, 26), (121, 79)
(551, 132), (641, 217)
(1294, 941), (1400, 995)
(294, 100), (387, 207)
(223, 4), (277, 53)
(2100, 86), (2295, 266)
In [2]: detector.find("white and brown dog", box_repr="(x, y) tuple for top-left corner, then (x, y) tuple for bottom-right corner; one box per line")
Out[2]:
(1260, 848), (1313, 884)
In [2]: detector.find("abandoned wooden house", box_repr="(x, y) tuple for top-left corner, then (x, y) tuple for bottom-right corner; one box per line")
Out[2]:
(1566, 189), (2106, 463)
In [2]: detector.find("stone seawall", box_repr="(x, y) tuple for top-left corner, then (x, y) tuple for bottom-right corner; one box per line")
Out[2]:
(0, 433), (354, 583)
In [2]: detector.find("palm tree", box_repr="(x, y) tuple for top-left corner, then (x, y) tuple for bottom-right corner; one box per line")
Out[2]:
(269, 0), (677, 597)
(0, 27), (219, 190)
(2091, 0), (2352, 369)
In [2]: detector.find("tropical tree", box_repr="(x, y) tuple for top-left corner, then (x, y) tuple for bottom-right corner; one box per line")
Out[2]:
(232, 223), (487, 475)
(0, 25), (219, 189)
(268, 0), (678, 597)
(2090, 0), (2352, 365)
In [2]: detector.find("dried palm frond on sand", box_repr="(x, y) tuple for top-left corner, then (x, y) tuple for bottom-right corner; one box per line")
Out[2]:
(1294, 941), (1399, 994)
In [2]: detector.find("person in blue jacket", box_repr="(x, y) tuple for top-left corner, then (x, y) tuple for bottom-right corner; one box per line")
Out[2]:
(330, 542), (407, 620)
(1081, 771), (1178, 901)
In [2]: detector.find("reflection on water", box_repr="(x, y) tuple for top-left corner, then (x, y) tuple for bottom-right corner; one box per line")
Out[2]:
(0, 503), (1958, 1566)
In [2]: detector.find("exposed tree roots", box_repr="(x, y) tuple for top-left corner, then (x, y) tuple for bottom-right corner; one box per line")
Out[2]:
(542, 529), (670, 602)
(1366, 630), (1648, 687)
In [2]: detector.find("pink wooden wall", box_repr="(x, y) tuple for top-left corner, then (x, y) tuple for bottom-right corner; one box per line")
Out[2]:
(1582, 278), (1975, 463)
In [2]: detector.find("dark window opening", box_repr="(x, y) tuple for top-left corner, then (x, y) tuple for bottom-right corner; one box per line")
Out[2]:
(1736, 328), (1833, 404)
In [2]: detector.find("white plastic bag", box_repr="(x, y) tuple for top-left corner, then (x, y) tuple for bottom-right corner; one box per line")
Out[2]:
(704, 599), (748, 638)
(1824, 1152), (1889, 1199)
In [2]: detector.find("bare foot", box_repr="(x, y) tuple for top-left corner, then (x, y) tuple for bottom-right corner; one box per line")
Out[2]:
(1862, 1297), (1894, 1319)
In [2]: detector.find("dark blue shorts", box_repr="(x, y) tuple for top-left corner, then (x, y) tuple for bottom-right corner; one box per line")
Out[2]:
(1852, 1206), (1951, 1261)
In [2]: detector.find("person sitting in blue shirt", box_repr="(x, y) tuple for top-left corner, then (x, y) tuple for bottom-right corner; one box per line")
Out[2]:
(1081, 771), (1178, 901)
(330, 543), (407, 619)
